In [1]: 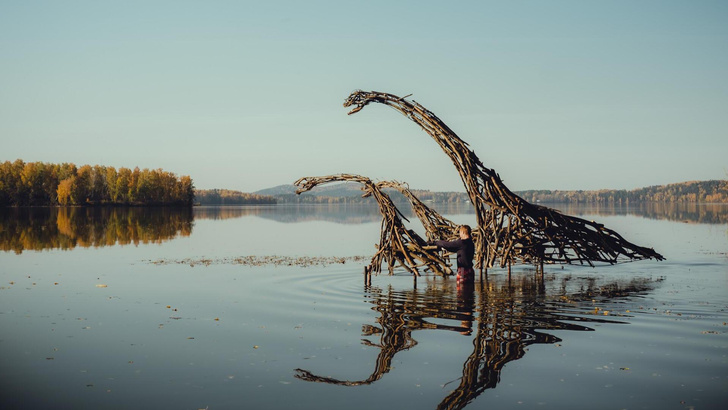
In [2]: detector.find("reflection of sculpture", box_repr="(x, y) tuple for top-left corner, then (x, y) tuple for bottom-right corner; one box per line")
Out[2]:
(294, 275), (658, 409)
(438, 276), (659, 410)
(295, 283), (472, 386)
(343, 90), (664, 269)
(295, 285), (419, 386)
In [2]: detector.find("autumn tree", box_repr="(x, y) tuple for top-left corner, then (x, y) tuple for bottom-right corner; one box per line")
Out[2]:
(57, 177), (74, 206)
(1, 160), (195, 206)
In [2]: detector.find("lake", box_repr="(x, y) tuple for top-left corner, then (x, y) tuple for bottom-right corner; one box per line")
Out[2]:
(1, 203), (726, 409)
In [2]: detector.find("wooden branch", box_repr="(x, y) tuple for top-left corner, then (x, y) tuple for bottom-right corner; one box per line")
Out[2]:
(294, 174), (454, 276)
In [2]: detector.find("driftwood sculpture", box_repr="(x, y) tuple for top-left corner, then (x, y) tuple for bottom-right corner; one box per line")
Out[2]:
(344, 90), (664, 269)
(295, 174), (454, 276)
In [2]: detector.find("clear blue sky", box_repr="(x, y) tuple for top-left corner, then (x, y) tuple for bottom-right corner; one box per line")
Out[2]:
(2, 1), (726, 192)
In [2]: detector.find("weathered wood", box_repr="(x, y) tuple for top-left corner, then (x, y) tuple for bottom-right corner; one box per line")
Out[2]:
(343, 90), (664, 269)
(294, 174), (455, 276)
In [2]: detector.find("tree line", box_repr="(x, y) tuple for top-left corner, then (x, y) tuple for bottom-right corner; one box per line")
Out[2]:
(0, 160), (194, 206)
(194, 189), (277, 205)
(267, 181), (728, 204)
(517, 180), (728, 204)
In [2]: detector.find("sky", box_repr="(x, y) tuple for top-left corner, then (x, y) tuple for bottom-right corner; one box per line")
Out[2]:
(1, 1), (726, 193)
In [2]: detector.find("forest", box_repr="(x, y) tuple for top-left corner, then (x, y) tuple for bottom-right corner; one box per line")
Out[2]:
(0, 160), (194, 206)
(3, 159), (725, 207)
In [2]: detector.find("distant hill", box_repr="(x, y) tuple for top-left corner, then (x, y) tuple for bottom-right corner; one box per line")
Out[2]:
(255, 182), (364, 198)
(254, 184), (297, 196)
(255, 183), (472, 204)
(256, 183), (392, 204)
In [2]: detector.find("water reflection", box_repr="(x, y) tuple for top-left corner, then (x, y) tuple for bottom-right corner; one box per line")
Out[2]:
(193, 204), (384, 224)
(192, 202), (727, 225)
(0, 207), (193, 253)
(295, 274), (659, 409)
(193, 203), (476, 224)
(2, 203), (725, 254)
(552, 202), (728, 224)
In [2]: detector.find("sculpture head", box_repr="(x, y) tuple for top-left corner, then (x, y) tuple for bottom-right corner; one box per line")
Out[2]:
(343, 89), (374, 115)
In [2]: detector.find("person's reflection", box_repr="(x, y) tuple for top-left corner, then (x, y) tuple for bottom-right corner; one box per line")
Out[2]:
(456, 283), (475, 336)
(438, 281), (526, 410)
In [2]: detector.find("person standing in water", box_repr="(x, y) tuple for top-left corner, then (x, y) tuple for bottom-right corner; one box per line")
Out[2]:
(433, 225), (475, 286)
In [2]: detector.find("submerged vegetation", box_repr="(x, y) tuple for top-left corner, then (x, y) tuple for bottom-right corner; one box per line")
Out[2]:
(0, 160), (194, 206)
(148, 255), (368, 267)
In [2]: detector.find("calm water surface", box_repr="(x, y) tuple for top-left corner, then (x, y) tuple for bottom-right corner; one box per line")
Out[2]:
(1, 203), (726, 409)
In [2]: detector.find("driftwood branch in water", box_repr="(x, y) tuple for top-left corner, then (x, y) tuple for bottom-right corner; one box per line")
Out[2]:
(295, 174), (454, 276)
(376, 180), (460, 243)
(343, 90), (664, 269)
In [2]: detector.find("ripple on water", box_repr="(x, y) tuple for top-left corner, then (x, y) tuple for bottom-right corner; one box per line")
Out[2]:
(255, 265), (375, 319)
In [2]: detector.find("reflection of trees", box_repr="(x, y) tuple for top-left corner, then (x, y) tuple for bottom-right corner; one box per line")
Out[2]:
(194, 204), (385, 224)
(195, 202), (728, 227)
(0, 207), (192, 254)
(554, 202), (728, 225)
(193, 205), (273, 220)
(295, 275), (659, 409)
(193, 202), (728, 225)
(193, 203), (477, 224)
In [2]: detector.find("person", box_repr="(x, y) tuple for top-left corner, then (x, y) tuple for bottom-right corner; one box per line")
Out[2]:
(433, 225), (475, 286)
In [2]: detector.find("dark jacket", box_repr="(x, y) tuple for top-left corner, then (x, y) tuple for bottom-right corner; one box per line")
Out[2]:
(434, 237), (474, 269)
